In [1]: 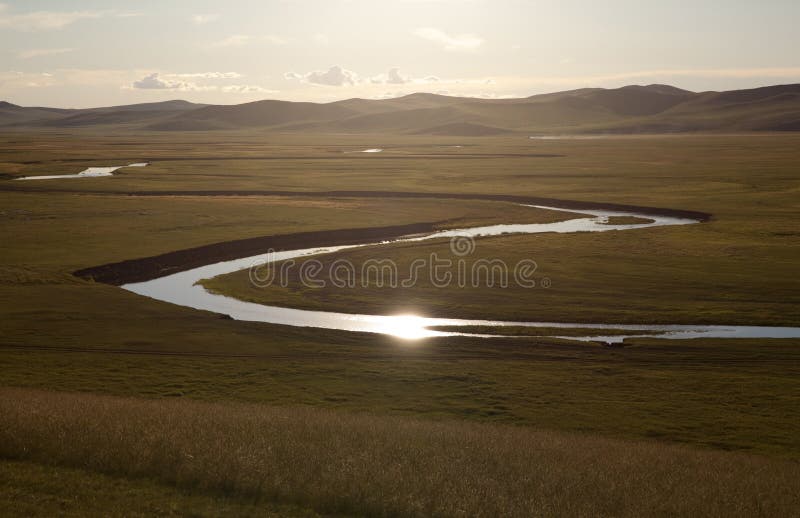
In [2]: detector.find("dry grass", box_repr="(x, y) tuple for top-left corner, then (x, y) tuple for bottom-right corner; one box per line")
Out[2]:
(1, 388), (797, 517)
(0, 459), (319, 517)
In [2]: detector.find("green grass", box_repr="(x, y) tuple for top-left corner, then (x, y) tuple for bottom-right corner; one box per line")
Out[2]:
(189, 134), (800, 326)
(2, 132), (800, 513)
(2, 334), (799, 458)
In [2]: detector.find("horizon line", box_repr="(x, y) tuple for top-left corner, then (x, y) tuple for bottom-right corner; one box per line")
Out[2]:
(3, 81), (799, 110)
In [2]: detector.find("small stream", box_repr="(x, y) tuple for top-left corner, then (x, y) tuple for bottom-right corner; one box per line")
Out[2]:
(16, 163), (148, 181)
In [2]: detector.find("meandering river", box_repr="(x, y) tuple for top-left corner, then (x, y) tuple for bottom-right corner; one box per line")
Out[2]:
(121, 203), (800, 342)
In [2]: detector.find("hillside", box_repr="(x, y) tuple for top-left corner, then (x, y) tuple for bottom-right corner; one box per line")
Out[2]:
(2, 84), (799, 134)
(0, 100), (207, 128)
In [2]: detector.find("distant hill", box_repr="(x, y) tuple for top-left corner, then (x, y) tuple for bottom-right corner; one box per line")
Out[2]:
(149, 99), (357, 131)
(3, 84), (799, 134)
(0, 101), (72, 125)
(0, 100), (207, 128)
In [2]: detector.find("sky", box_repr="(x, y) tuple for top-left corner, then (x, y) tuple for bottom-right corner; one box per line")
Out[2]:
(1, 0), (799, 108)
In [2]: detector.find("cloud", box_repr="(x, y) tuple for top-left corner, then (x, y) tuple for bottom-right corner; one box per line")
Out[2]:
(131, 73), (197, 91)
(286, 65), (359, 86)
(371, 67), (410, 85)
(129, 72), (272, 94)
(170, 72), (242, 79)
(387, 67), (410, 85)
(192, 13), (218, 25)
(17, 48), (74, 60)
(306, 66), (357, 86)
(414, 27), (483, 51)
(0, 3), (102, 31)
(220, 85), (277, 94)
(370, 68), (444, 86)
(290, 67), (444, 88)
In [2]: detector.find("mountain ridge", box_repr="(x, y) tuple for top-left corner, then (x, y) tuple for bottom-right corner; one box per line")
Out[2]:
(3, 83), (799, 135)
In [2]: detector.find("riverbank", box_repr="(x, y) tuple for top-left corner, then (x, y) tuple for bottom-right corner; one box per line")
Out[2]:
(74, 193), (708, 286)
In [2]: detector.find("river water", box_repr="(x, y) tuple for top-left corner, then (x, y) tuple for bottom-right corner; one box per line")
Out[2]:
(122, 203), (800, 342)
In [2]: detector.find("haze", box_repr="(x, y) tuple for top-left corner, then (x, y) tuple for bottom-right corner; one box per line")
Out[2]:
(1, 0), (799, 108)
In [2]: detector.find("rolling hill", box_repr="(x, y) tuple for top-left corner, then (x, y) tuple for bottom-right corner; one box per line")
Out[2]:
(2, 84), (799, 134)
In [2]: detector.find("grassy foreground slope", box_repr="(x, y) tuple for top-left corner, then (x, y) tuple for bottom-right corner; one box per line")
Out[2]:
(2, 388), (799, 518)
(3, 333), (799, 459)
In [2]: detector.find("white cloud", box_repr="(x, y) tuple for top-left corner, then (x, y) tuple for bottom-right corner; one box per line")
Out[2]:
(370, 67), (411, 85)
(131, 73), (197, 91)
(0, 3), (102, 31)
(129, 72), (272, 94)
(414, 27), (483, 51)
(286, 65), (359, 87)
(313, 33), (330, 45)
(170, 72), (242, 79)
(369, 68), (445, 86)
(387, 67), (409, 85)
(17, 48), (74, 60)
(192, 13), (219, 25)
(290, 67), (447, 88)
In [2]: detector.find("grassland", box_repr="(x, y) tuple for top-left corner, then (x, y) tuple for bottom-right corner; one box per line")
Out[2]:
(1, 131), (799, 515)
(2, 388), (799, 517)
(201, 135), (800, 326)
(0, 459), (319, 517)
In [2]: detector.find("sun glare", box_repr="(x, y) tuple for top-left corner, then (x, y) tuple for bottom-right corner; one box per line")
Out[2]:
(380, 314), (433, 340)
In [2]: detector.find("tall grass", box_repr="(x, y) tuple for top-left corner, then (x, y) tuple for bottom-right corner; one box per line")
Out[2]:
(1, 388), (798, 517)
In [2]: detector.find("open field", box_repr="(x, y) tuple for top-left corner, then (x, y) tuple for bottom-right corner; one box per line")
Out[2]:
(3, 335), (800, 459)
(176, 134), (800, 326)
(2, 388), (799, 518)
(1, 132), (799, 514)
(0, 459), (318, 518)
